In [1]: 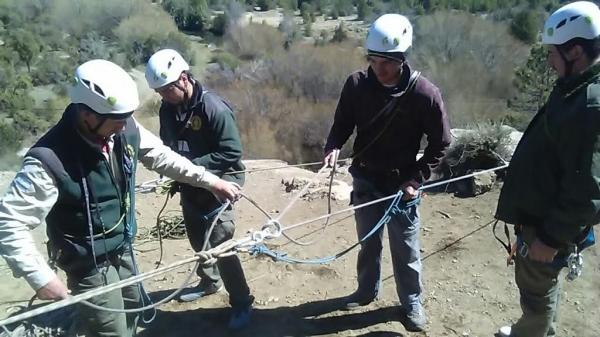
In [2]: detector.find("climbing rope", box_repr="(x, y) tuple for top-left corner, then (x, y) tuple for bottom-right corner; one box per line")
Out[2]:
(247, 191), (420, 265)
(77, 201), (231, 315)
(0, 163), (510, 330)
(279, 151), (339, 246)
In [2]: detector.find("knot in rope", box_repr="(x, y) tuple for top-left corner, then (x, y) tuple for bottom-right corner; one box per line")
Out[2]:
(195, 251), (218, 267)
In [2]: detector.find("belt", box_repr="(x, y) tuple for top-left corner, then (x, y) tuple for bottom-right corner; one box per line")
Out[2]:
(356, 161), (405, 177)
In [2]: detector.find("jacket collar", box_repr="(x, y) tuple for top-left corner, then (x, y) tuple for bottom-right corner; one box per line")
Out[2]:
(558, 62), (600, 98)
(367, 62), (412, 97)
(187, 80), (204, 110)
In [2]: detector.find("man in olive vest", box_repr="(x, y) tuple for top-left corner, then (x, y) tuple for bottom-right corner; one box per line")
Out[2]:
(0, 59), (241, 337)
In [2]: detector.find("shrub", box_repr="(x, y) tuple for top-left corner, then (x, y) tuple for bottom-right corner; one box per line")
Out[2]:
(49, 0), (138, 38)
(211, 51), (242, 70)
(162, 0), (210, 31)
(0, 120), (24, 158)
(331, 22), (348, 43)
(268, 41), (363, 102)
(31, 52), (72, 86)
(211, 13), (229, 36)
(441, 121), (513, 178)
(511, 9), (541, 44)
(225, 22), (285, 59)
(113, 6), (190, 65)
(412, 11), (529, 126)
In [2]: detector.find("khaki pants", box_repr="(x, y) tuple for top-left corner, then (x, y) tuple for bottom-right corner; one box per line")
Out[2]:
(67, 248), (140, 337)
(511, 227), (564, 337)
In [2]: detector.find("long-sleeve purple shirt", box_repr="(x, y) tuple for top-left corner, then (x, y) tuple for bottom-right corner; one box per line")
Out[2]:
(325, 65), (452, 187)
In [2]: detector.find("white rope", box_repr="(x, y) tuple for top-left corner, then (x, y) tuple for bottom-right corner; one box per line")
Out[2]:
(78, 201), (232, 314)
(133, 158), (350, 194)
(0, 163), (509, 328)
(280, 164), (509, 233)
(0, 236), (251, 328)
(134, 177), (172, 194)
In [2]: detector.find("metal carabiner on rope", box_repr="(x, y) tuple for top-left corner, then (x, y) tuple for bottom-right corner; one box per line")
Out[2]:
(566, 248), (584, 282)
(262, 219), (283, 239)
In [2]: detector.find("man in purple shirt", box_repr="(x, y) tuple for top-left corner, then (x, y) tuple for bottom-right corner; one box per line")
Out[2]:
(324, 13), (451, 332)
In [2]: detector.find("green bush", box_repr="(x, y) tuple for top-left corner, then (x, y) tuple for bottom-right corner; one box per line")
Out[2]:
(442, 121), (513, 177)
(356, 0), (371, 21)
(211, 51), (241, 70)
(331, 22), (348, 43)
(256, 0), (276, 10)
(0, 120), (24, 157)
(511, 10), (540, 44)
(225, 22), (284, 59)
(211, 13), (229, 36)
(162, 0), (210, 31)
(113, 7), (190, 65)
(78, 32), (114, 64)
(31, 52), (72, 86)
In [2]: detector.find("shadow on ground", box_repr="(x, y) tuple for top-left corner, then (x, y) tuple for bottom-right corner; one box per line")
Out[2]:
(138, 292), (406, 337)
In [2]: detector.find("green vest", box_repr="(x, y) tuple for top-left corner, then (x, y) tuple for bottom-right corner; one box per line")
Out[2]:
(27, 105), (140, 273)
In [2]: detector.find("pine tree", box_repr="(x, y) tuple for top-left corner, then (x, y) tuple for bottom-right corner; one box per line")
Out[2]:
(509, 44), (555, 115)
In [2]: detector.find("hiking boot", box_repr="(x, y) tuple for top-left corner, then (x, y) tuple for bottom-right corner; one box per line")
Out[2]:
(496, 326), (512, 337)
(228, 304), (252, 330)
(401, 304), (427, 332)
(342, 292), (377, 310)
(178, 282), (224, 302)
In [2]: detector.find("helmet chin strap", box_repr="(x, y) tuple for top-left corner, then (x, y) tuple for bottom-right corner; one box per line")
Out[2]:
(84, 117), (107, 137)
(557, 47), (575, 77)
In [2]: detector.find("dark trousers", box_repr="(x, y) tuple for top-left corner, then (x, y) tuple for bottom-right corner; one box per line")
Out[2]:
(181, 191), (252, 308)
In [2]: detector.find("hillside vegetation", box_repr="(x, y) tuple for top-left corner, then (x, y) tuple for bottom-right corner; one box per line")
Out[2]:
(0, 0), (557, 168)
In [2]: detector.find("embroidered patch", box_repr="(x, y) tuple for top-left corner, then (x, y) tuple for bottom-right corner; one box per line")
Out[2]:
(126, 144), (135, 157)
(190, 115), (202, 131)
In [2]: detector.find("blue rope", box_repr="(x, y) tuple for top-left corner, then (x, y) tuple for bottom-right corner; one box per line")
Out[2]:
(249, 190), (420, 265)
(201, 204), (227, 221)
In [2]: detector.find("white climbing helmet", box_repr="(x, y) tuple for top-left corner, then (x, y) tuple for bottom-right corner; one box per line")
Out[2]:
(365, 14), (413, 53)
(542, 1), (600, 45)
(145, 49), (190, 89)
(69, 59), (140, 117)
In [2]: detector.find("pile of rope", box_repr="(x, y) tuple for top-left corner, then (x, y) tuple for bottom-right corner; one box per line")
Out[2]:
(137, 212), (186, 240)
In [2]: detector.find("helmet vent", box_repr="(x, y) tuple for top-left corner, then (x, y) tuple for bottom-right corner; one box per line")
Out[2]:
(82, 79), (91, 88)
(556, 18), (567, 29)
(93, 84), (105, 97)
(570, 15), (581, 22)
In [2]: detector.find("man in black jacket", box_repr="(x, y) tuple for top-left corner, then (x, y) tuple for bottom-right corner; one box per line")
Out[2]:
(495, 2), (600, 336)
(145, 49), (253, 330)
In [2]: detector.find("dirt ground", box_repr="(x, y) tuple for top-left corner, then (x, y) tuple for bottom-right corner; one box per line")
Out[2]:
(1, 160), (599, 337)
